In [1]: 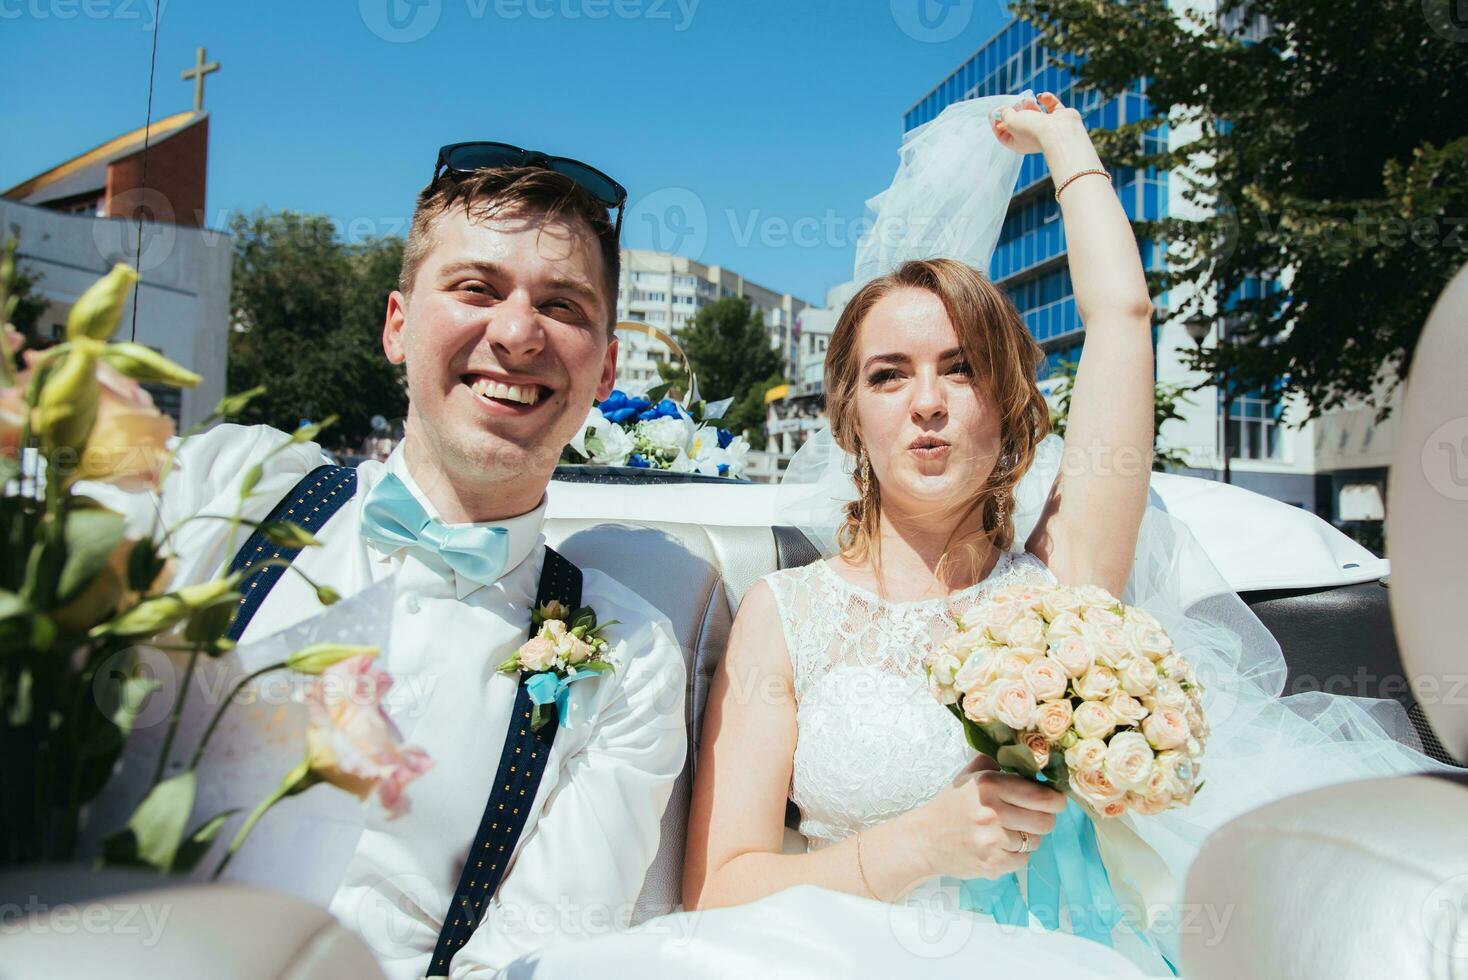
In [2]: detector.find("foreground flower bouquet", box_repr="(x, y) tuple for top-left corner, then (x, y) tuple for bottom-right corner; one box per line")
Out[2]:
(925, 578), (1205, 959)
(0, 244), (430, 876)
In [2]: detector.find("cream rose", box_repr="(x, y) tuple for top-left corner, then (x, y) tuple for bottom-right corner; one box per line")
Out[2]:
(1106, 691), (1149, 726)
(1035, 699), (1074, 741)
(1084, 622), (1131, 668)
(1119, 656), (1159, 697)
(997, 652), (1034, 679)
(1143, 678), (1188, 713)
(1007, 613), (1046, 653)
(1072, 701), (1117, 741)
(1076, 584), (1120, 608)
(1047, 635), (1094, 679)
(1157, 653), (1190, 681)
(1046, 610), (1086, 639)
(928, 650), (962, 687)
(990, 680), (1037, 730)
(962, 687), (996, 724)
(983, 602), (1027, 644)
(1022, 658), (1069, 702)
(1128, 791), (1172, 816)
(1125, 620), (1174, 662)
(517, 636), (559, 672)
(1155, 750), (1196, 797)
(1074, 665), (1119, 701)
(954, 649), (998, 692)
(1070, 767), (1126, 811)
(929, 672), (958, 706)
(1022, 731), (1052, 768)
(1142, 707), (1190, 750)
(1103, 731), (1156, 793)
(1040, 587), (1085, 621)
(1064, 736), (1107, 773)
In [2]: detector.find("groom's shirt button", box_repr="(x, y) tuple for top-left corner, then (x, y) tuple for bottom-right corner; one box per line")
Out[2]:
(405, 595), (422, 614)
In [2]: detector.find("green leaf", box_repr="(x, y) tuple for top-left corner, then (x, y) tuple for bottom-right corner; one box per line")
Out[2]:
(183, 594), (243, 651)
(996, 744), (1043, 776)
(172, 809), (239, 873)
(119, 771), (197, 872)
(7, 668), (32, 726)
(56, 508), (126, 604)
(644, 381), (673, 403)
(0, 589), (26, 622)
(574, 660), (614, 673)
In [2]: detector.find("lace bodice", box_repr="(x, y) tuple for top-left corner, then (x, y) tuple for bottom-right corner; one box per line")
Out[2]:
(765, 551), (1055, 849)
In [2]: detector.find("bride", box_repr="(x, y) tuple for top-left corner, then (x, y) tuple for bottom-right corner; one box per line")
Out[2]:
(525, 93), (1444, 978)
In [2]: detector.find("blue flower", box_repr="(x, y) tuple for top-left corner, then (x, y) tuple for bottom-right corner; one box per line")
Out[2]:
(717, 463), (729, 477)
(627, 453), (652, 468)
(599, 390), (650, 425)
(636, 398), (683, 423)
(716, 427), (734, 449)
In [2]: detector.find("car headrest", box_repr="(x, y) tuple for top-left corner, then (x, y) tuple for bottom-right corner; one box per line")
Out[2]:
(1388, 261), (1468, 762)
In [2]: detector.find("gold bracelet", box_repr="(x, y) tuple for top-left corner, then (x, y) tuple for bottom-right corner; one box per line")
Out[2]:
(855, 833), (878, 899)
(1054, 167), (1111, 200)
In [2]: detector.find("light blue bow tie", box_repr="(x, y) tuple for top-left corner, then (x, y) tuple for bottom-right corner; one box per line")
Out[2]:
(360, 473), (510, 586)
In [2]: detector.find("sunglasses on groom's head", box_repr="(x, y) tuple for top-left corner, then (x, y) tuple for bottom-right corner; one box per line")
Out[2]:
(433, 141), (628, 239)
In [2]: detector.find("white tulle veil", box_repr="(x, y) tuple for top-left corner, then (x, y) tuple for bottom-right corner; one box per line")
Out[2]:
(775, 93), (1441, 962)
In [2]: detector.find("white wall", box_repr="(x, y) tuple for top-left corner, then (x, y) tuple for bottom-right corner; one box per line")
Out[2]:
(2, 199), (231, 431)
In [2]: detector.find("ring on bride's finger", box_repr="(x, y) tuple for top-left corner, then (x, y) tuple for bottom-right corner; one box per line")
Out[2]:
(1016, 831), (1032, 853)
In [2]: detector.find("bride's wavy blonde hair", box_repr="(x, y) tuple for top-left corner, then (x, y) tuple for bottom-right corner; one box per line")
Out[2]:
(825, 258), (1049, 568)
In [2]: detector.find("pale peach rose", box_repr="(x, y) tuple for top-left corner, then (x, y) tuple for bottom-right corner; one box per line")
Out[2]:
(1046, 610), (1086, 639)
(1185, 700), (1209, 740)
(1156, 750), (1198, 796)
(1007, 613), (1046, 652)
(997, 651), (1034, 679)
(1076, 584), (1120, 608)
(1124, 607), (1163, 632)
(990, 679), (1036, 730)
(1103, 731), (1156, 793)
(1071, 766), (1126, 811)
(301, 654), (434, 819)
(1142, 707), (1190, 751)
(962, 687), (995, 723)
(517, 635), (559, 672)
(954, 649), (998, 692)
(1035, 699), (1074, 741)
(1125, 620), (1174, 662)
(1143, 677), (1188, 713)
(1074, 664), (1118, 701)
(1119, 655), (1159, 697)
(1106, 691), (1149, 726)
(1064, 736), (1108, 773)
(1022, 657), (1069, 702)
(983, 601), (1027, 644)
(1072, 700), (1117, 740)
(929, 671), (959, 706)
(1083, 604), (1124, 629)
(1084, 622), (1131, 668)
(1047, 635), (1094, 679)
(73, 360), (175, 490)
(1021, 731), (1052, 768)
(1157, 653), (1190, 681)
(1040, 587), (1085, 622)
(927, 650), (962, 688)
(1128, 792), (1172, 816)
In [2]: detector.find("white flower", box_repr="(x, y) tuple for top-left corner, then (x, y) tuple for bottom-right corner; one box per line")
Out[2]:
(1103, 731), (1156, 793)
(569, 406), (635, 465)
(723, 434), (751, 479)
(636, 414), (696, 458)
(989, 679), (1037, 730)
(688, 426), (726, 477)
(1064, 736), (1108, 773)
(1072, 700), (1117, 740)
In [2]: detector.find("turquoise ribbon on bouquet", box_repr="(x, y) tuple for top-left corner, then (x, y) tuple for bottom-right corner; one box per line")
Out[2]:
(959, 798), (1177, 976)
(524, 669), (601, 730)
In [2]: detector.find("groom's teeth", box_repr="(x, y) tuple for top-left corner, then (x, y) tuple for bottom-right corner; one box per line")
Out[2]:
(470, 378), (541, 405)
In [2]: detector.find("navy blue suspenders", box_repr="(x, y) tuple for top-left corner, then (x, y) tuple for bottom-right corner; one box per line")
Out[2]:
(219, 464), (577, 977)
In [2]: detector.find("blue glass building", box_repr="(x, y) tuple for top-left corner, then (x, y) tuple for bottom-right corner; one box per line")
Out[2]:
(904, 18), (1168, 381)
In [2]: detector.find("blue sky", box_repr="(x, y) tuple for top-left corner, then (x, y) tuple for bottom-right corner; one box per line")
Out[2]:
(1, 0), (1012, 303)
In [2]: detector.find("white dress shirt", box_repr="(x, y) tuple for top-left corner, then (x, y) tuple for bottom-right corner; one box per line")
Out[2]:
(95, 424), (686, 978)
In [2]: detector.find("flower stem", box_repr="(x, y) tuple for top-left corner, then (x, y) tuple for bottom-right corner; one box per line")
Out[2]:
(212, 759), (311, 881)
(150, 646), (200, 788)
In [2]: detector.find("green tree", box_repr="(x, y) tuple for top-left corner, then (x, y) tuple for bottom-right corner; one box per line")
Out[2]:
(1012, 0), (1468, 417)
(227, 211), (407, 448)
(675, 296), (786, 438)
(1046, 360), (1193, 471)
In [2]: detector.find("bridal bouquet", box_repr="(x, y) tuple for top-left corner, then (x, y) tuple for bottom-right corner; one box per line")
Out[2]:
(0, 243), (431, 875)
(563, 389), (750, 478)
(926, 579), (1207, 818)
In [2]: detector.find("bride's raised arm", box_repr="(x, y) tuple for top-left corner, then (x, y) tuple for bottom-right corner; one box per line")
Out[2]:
(1000, 94), (1156, 596)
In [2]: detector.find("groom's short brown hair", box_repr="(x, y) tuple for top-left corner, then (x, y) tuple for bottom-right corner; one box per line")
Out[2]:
(398, 167), (621, 335)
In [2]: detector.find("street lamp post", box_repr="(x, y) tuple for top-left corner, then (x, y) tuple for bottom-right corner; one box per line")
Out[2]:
(1186, 314), (1233, 485)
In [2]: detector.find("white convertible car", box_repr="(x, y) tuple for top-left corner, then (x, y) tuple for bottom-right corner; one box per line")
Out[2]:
(3, 272), (1466, 978)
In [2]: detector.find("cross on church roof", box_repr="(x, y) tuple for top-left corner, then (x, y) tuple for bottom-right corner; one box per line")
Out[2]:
(181, 46), (220, 113)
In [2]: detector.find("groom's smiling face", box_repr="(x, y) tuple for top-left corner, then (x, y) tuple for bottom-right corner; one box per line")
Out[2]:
(384, 205), (617, 492)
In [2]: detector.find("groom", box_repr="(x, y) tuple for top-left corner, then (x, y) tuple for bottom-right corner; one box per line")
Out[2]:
(108, 151), (686, 977)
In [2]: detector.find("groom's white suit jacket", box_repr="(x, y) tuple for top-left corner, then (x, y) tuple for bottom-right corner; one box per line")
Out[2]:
(97, 424), (687, 978)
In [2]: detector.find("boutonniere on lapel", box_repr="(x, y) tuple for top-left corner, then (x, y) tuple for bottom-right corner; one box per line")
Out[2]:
(498, 601), (619, 731)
